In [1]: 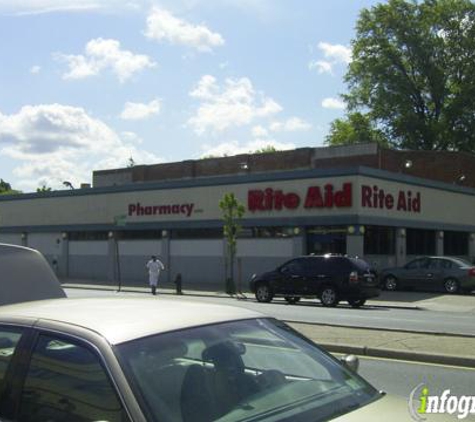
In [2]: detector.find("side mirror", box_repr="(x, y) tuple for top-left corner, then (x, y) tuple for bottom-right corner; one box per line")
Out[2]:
(340, 354), (359, 373)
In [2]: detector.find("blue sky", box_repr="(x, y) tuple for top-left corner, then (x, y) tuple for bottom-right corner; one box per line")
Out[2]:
(0, 0), (380, 192)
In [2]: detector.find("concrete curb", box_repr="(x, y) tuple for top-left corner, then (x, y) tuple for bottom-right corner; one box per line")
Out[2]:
(319, 342), (475, 368)
(284, 320), (475, 339)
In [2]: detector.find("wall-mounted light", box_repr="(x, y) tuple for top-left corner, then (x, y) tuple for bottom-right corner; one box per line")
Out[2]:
(470, 233), (475, 241)
(359, 226), (365, 235)
(162, 230), (169, 238)
(21, 233), (27, 240)
(455, 175), (466, 185)
(438, 231), (444, 239)
(293, 227), (300, 235)
(347, 226), (355, 235)
(239, 162), (249, 170)
(403, 159), (413, 170)
(108, 231), (114, 239)
(400, 228), (406, 238)
(61, 232), (68, 240)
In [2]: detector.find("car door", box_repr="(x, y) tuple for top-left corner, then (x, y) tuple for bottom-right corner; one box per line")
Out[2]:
(305, 257), (331, 295)
(278, 258), (307, 295)
(11, 331), (132, 422)
(401, 258), (430, 288)
(0, 325), (29, 421)
(422, 258), (445, 290)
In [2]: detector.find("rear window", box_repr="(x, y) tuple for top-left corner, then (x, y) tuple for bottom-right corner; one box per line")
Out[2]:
(348, 258), (371, 271)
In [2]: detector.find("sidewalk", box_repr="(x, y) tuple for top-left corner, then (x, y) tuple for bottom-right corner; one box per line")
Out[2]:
(63, 280), (475, 368)
(287, 322), (475, 368)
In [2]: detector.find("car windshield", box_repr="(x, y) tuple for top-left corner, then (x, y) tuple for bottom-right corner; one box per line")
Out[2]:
(115, 318), (380, 422)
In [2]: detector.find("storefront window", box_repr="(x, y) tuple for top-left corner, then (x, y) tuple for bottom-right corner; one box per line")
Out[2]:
(444, 231), (468, 256)
(306, 226), (346, 255)
(68, 231), (109, 241)
(171, 228), (223, 239)
(364, 226), (395, 255)
(244, 227), (295, 238)
(117, 230), (163, 240)
(406, 229), (436, 255)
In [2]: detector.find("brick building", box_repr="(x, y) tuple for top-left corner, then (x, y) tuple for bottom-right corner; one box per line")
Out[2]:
(1, 143), (474, 289)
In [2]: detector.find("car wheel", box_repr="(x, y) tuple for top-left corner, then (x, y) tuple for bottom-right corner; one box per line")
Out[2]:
(348, 299), (366, 308)
(255, 283), (274, 303)
(383, 275), (398, 291)
(320, 286), (339, 307)
(443, 278), (459, 294)
(284, 296), (301, 304)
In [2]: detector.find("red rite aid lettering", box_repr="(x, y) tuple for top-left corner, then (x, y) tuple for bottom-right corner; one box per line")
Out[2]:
(248, 183), (352, 212)
(361, 185), (421, 213)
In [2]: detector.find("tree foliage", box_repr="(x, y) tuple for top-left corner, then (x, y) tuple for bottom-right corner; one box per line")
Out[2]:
(37, 185), (52, 193)
(326, 112), (388, 146)
(219, 193), (245, 294)
(253, 145), (277, 154)
(340, 0), (475, 151)
(0, 179), (21, 195)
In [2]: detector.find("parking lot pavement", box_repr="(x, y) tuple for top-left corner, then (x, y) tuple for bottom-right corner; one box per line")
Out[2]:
(288, 322), (475, 368)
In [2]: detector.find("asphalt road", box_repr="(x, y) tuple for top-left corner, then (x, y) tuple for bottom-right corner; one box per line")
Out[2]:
(65, 288), (475, 336)
(357, 356), (475, 399)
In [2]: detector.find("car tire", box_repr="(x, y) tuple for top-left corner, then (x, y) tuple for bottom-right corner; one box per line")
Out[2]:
(255, 283), (274, 303)
(284, 296), (301, 304)
(320, 286), (339, 307)
(443, 278), (459, 294)
(383, 275), (398, 291)
(348, 299), (366, 308)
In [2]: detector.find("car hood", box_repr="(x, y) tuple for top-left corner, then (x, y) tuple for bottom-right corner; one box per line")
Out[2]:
(333, 393), (451, 421)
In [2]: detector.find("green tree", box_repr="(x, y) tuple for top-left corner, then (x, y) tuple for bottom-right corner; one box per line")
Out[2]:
(127, 157), (136, 168)
(253, 145), (277, 154)
(37, 184), (52, 193)
(219, 193), (245, 295)
(342, 0), (475, 151)
(326, 112), (388, 146)
(0, 179), (21, 195)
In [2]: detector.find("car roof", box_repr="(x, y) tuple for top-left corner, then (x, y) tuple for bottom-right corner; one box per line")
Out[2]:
(0, 243), (66, 305)
(0, 297), (264, 345)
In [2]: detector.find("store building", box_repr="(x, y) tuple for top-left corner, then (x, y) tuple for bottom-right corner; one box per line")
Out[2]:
(1, 143), (474, 289)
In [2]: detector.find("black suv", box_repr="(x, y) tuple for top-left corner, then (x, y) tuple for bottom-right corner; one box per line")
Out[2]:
(249, 255), (380, 308)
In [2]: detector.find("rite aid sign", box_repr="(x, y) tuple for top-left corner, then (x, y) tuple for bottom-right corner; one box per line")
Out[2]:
(248, 182), (421, 213)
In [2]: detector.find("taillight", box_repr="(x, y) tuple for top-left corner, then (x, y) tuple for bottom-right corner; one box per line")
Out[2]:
(469, 268), (475, 277)
(349, 271), (359, 283)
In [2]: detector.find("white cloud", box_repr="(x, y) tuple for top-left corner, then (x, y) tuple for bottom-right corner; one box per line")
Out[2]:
(322, 97), (346, 110)
(200, 139), (295, 158)
(188, 75), (282, 135)
(0, 104), (160, 191)
(318, 42), (351, 64)
(120, 99), (161, 120)
(308, 60), (333, 75)
(309, 42), (351, 75)
(30, 65), (41, 74)
(0, 1), (144, 15)
(144, 7), (224, 52)
(56, 38), (156, 83)
(251, 125), (268, 138)
(269, 117), (311, 132)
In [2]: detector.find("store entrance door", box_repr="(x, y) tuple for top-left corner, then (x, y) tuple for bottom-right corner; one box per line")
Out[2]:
(306, 227), (346, 255)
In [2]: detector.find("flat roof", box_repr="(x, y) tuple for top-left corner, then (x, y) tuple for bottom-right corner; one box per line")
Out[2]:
(0, 297), (264, 345)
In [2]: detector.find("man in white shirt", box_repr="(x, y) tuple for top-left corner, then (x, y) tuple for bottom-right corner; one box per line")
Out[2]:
(146, 255), (165, 295)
